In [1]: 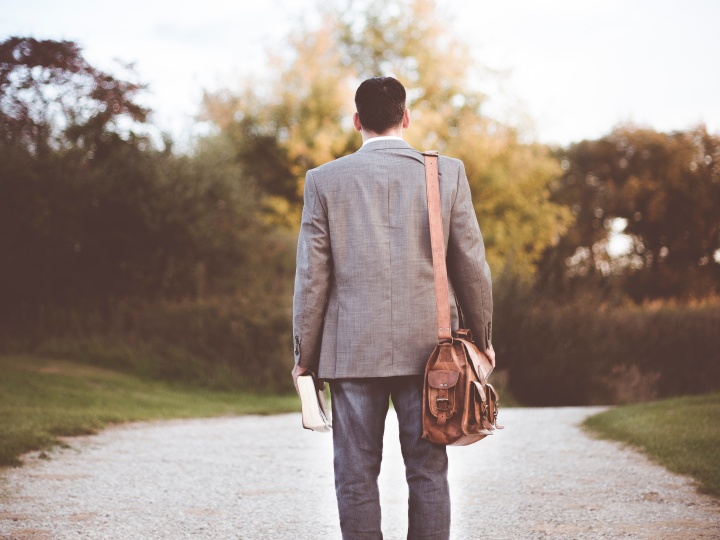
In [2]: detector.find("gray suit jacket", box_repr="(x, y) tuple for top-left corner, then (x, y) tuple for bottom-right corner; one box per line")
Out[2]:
(292, 139), (492, 379)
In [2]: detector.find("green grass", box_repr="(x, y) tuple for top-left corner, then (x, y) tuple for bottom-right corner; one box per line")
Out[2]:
(583, 393), (720, 497)
(0, 353), (518, 470)
(0, 354), (300, 467)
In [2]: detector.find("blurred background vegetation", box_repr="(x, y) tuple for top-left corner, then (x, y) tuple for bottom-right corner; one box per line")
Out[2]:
(1, 0), (718, 404)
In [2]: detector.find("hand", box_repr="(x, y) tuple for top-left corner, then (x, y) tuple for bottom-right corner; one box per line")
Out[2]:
(484, 343), (496, 369)
(291, 363), (311, 394)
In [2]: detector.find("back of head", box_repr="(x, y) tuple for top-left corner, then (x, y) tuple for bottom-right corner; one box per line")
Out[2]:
(354, 77), (406, 134)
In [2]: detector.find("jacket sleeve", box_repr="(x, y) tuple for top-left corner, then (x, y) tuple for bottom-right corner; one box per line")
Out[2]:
(446, 160), (493, 351)
(292, 169), (332, 370)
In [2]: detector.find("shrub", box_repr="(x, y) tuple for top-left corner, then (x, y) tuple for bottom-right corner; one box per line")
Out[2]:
(494, 290), (720, 405)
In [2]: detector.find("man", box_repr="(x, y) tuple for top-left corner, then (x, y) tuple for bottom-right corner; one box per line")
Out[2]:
(292, 76), (494, 539)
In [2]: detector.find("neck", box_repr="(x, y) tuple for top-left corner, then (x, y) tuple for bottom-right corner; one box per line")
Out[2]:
(361, 126), (404, 143)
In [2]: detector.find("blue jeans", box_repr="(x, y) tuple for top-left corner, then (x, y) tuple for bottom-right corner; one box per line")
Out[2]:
(330, 376), (450, 540)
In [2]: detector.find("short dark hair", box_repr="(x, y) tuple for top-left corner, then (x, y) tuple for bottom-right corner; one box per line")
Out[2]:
(354, 76), (406, 134)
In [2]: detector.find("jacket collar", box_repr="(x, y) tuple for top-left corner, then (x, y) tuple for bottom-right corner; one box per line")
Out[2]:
(355, 138), (417, 154)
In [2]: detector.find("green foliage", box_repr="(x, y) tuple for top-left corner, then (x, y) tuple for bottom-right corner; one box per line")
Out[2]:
(0, 354), (299, 467)
(0, 37), (296, 392)
(539, 124), (720, 300)
(4, 24), (717, 409)
(0, 132), (267, 312)
(459, 138), (573, 281)
(583, 393), (720, 497)
(0, 37), (276, 311)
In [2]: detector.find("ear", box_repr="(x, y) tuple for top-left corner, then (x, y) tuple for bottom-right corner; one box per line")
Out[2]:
(352, 112), (362, 132)
(402, 108), (410, 129)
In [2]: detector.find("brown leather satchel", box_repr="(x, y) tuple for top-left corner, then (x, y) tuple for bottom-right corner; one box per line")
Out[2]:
(421, 151), (503, 446)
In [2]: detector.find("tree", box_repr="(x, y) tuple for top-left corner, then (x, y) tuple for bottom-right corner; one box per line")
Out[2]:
(0, 38), (300, 392)
(538, 124), (720, 300)
(198, 0), (572, 277)
(0, 38), (267, 320)
(0, 36), (151, 156)
(198, 13), (357, 229)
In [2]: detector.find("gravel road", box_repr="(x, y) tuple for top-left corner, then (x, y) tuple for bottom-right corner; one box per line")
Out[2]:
(1, 407), (718, 539)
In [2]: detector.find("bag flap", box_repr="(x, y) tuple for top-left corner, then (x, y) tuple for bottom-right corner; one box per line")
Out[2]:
(460, 339), (493, 381)
(427, 370), (460, 389)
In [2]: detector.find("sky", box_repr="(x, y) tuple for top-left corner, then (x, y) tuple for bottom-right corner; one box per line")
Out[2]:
(2, 0), (719, 152)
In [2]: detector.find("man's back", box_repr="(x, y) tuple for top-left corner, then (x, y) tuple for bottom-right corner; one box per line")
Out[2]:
(293, 138), (492, 379)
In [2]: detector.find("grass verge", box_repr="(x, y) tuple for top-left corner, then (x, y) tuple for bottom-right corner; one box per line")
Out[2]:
(0, 354), (300, 467)
(583, 392), (720, 497)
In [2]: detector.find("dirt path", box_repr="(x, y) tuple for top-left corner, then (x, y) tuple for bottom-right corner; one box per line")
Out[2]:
(1, 407), (718, 539)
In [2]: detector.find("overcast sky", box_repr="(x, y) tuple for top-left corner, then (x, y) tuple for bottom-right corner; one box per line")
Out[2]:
(3, 0), (719, 152)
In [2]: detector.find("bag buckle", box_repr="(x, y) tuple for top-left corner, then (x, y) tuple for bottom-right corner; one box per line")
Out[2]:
(436, 397), (449, 411)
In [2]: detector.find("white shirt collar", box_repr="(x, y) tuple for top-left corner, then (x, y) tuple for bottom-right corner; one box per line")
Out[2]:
(361, 135), (405, 147)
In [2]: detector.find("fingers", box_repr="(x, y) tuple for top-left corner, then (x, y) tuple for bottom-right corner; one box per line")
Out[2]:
(485, 346), (496, 368)
(291, 363), (309, 378)
(291, 364), (312, 394)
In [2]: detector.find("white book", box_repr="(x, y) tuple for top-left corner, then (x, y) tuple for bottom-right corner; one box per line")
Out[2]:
(296, 373), (332, 432)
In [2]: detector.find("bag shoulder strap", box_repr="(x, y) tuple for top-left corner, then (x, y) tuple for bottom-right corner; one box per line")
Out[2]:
(422, 150), (452, 342)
